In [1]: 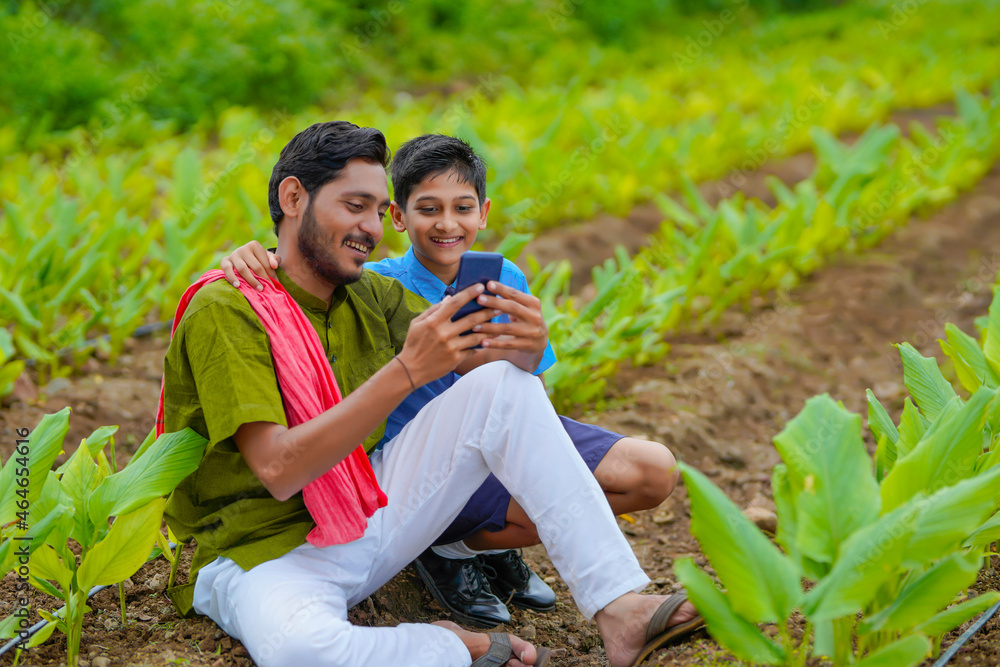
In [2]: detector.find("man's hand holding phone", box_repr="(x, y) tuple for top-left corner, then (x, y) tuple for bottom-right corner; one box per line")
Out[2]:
(397, 284), (500, 386)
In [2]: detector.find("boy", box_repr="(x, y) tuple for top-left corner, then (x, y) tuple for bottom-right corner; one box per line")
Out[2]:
(222, 135), (679, 628)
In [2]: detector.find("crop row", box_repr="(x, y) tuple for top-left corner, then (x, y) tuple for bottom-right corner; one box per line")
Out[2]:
(675, 273), (1000, 665)
(3, 5), (1000, 388)
(536, 86), (1000, 410)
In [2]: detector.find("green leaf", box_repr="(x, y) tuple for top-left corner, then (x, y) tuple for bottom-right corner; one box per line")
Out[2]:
(77, 498), (165, 592)
(0, 610), (21, 639)
(57, 441), (100, 547)
(802, 502), (921, 621)
(903, 463), (1000, 565)
(881, 387), (995, 512)
(674, 559), (785, 665)
(772, 395), (879, 568)
(853, 635), (930, 667)
(983, 286), (1000, 377)
(88, 429), (207, 526)
(493, 232), (534, 263)
(680, 464), (801, 623)
(0, 408), (70, 526)
(84, 426), (119, 457)
(941, 323), (999, 393)
(896, 343), (957, 421)
(896, 398), (927, 458)
(867, 389), (899, 447)
(915, 591), (1000, 637)
(0, 504), (74, 575)
(30, 544), (73, 593)
(965, 510), (1000, 548)
(23, 618), (59, 648)
(771, 464), (801, 564)
(860, 550), (982, 634)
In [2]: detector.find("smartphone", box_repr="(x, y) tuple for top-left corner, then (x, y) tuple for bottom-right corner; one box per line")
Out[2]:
(444, 251), (504, 342)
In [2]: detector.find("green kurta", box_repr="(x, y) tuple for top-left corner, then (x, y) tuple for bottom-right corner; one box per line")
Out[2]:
(162, 267), (428, 616)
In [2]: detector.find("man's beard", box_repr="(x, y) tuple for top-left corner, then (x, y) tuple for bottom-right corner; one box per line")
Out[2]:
(297, 202), (375, 288)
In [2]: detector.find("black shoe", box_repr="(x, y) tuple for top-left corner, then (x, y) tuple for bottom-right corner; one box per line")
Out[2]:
(414, 549), (511, 628)
(481, 550), (557, 612)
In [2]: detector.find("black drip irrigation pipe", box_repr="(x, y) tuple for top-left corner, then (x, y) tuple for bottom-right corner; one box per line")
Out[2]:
(931, 597), (1000, 667)
(0, 542), (177, 658)
(20, 320), (174, 369)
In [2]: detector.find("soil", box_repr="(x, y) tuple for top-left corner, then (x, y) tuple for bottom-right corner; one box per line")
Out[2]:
(3, 123), (1000, 665)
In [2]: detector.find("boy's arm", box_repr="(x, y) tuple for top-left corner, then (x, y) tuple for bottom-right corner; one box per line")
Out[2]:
(454, 281), (548, 375)
(234, 285), (497, 501)
(221, 240), (281, 291)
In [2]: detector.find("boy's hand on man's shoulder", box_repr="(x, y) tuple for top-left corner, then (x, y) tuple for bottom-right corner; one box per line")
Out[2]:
(221, 240), (281, 291)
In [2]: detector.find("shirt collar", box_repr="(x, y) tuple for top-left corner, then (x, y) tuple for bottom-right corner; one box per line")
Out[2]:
(276, 266), (344, 316)
(400, 247), (455, 302)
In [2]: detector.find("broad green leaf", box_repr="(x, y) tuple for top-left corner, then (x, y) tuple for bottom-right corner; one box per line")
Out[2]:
(771, 465), (800, 564)
(58, 441), (100, 547)
(29, 544), (73, 593)
(674, 559), (785, 665)
(915, 591), (1000, 637)
(772, 395), (879, 567)
(941, 323), (999, 392)
(874, 435), (893, 481)
(88, 428), (207, 526)
(983, 286), (1000, 377)
(78, 498), (165, 592)
(965, 510), (1000, 548)
(896, 343), (957, 421)
(860, 550), (982, 634)
(0, 504), (73, 575)
(853, 635), (930, 667)
(0, 610), (21, 639)
(881, 388), (995, 512)
(681, 464), (801, 623)
(23, 618), (59, 648)
(84, 426), (119, 457)
(30, 575), (64, 599)
(802, 501), (921, 621)
(0, 408), (70, 526)
(896, 398), (926, 458)
(903, 463), (1000, 565)
(867, 389), (899, 447)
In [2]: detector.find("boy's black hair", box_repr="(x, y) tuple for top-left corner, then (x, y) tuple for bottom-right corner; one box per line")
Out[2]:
(268, 121), (390, 233)
(390, 134), (487, 211)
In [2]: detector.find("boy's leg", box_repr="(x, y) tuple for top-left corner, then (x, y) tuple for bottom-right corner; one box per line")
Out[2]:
(355, 361), (650, 620)
(424, 419), (679, 622)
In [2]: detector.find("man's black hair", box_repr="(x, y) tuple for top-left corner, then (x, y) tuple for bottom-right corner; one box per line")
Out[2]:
(390, 134), (487, 211)
(268, 121), (390, 233)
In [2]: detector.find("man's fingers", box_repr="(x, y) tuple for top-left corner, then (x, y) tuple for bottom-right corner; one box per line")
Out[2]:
(432, 283), (486, 320)
(222, 258), (240, 288)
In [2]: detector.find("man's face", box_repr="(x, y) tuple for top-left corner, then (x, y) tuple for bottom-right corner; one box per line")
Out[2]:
(393, 169), (489, 279)
(297, 158), (389, 286)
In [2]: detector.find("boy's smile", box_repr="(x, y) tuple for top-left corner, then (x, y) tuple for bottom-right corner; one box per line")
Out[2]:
(391, 169), (490, 285)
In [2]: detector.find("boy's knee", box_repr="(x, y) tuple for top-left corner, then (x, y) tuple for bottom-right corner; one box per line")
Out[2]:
(621, 438), (679, 507)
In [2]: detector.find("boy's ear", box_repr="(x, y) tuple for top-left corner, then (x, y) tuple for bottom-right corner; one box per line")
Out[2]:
(389, 201), (407, 233)
(478, 198), (491, 230)
(278, 176), (307, 221)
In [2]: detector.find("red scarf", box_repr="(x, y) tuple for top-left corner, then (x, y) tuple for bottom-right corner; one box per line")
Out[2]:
(156, 270), (387, 546)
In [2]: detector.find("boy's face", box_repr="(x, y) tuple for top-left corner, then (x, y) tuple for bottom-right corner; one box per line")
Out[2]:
(390, 169), (490, 280)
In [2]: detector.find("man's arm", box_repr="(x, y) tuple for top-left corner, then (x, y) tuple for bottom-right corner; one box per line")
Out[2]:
(234, 285), (498, 501)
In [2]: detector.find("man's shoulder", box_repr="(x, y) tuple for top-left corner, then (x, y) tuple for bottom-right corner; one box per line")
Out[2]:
(178, 280), (258, 331)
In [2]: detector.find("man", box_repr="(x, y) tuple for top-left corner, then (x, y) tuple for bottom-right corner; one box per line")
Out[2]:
(162, 120), (700, 667)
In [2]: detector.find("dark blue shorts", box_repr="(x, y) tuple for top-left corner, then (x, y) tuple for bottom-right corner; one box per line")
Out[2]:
(432, 416), (624, 546)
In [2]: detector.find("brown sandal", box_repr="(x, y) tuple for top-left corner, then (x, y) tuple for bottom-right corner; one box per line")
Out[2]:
(471, 632), (552, 666)
(629, 593), (705, 666)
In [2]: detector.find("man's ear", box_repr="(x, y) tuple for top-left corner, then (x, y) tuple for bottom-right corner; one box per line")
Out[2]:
(389, 201), (407, 233)
(278, 176), (307, 221)
(478, 197), (491, 230)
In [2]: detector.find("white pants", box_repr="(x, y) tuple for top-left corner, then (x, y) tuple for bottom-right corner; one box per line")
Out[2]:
(193, 362), (649, 667)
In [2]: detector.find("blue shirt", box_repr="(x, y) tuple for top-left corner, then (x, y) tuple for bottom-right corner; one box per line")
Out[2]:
(366, 247), (557, 446)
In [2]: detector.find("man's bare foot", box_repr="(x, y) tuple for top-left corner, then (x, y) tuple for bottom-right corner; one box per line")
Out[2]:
(432, 620), (539, 665)
(595, 593), (700, 667)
